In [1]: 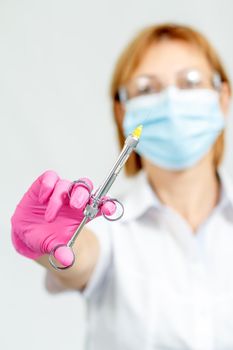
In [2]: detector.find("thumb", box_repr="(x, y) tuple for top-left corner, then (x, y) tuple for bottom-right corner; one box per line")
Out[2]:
(52, 245), (75, 267)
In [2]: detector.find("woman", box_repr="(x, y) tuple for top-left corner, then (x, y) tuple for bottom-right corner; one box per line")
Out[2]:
(11, 23), (232, 349)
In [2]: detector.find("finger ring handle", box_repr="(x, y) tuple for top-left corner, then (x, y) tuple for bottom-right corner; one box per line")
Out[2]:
(101, 198), (124, 221)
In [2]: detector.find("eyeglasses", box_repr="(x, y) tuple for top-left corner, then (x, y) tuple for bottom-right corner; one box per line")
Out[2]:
(117, 68), (222, 103)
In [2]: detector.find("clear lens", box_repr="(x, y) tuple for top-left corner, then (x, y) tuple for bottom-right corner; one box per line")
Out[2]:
(177, 69), (203, 89)
(121, 75), (163, 101)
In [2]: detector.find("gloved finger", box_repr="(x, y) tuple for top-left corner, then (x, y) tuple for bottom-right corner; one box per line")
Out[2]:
(100, 196), (117, 216)
(27, 170), (59, 203)
(53, 246), (75, 267)
(45, 238), (75, 267)
(69, 177), (93, 209)
(38, 170), (60, 204)
(45, 179), (71, 222)
(21, 228), (73, 267)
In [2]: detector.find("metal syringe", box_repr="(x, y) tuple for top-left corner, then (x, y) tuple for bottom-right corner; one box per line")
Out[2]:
(49, 125), (143, 270)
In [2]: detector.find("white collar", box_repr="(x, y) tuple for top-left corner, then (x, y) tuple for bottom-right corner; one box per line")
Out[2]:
(121, 167), (233, 223)
(218, 167), (233, 210)
(121, 171), (163, 223)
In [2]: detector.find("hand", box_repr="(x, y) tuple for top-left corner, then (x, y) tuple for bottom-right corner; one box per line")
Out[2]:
(11, 170), (116, 267)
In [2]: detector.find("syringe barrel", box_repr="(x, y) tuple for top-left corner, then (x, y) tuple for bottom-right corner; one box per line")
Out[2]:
(93, 134), (139, 201)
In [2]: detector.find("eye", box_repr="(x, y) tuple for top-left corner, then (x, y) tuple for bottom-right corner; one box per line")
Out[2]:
(137, 77), (154, 94)
(178, 70), (203, 89)
(126, 77), (154, 98)
(138, 84), (154, 94)
(134, 76), (162, 96)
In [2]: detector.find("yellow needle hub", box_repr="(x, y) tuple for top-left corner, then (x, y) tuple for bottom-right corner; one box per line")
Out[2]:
(132, 124), (143, 139)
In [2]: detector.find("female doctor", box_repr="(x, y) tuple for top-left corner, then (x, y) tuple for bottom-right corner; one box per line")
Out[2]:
(11, 23), (233, 349)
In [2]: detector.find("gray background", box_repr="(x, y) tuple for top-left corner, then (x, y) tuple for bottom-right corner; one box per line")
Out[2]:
(0, 0), (233, 349)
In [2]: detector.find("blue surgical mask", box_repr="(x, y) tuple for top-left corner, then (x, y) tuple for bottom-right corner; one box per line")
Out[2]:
(123, 87), (225, 170)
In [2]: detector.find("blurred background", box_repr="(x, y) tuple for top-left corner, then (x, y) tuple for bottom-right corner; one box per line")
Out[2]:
(0, 0), (233, 349)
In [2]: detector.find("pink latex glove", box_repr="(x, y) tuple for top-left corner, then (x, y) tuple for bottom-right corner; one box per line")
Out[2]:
(11, 170), (116, 267)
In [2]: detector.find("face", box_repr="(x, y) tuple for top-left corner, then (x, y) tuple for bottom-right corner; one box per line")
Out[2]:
(116, 39), (231, 174)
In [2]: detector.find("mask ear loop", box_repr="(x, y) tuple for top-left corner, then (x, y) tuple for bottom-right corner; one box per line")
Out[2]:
(212, 72), (222, 92)
(118, 86), (128, 105)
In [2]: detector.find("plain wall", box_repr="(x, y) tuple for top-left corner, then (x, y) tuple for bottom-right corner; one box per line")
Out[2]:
(1, 0), (233, 349)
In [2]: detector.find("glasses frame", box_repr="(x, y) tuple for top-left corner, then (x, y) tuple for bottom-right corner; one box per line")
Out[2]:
(117, 69), (222, 104)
